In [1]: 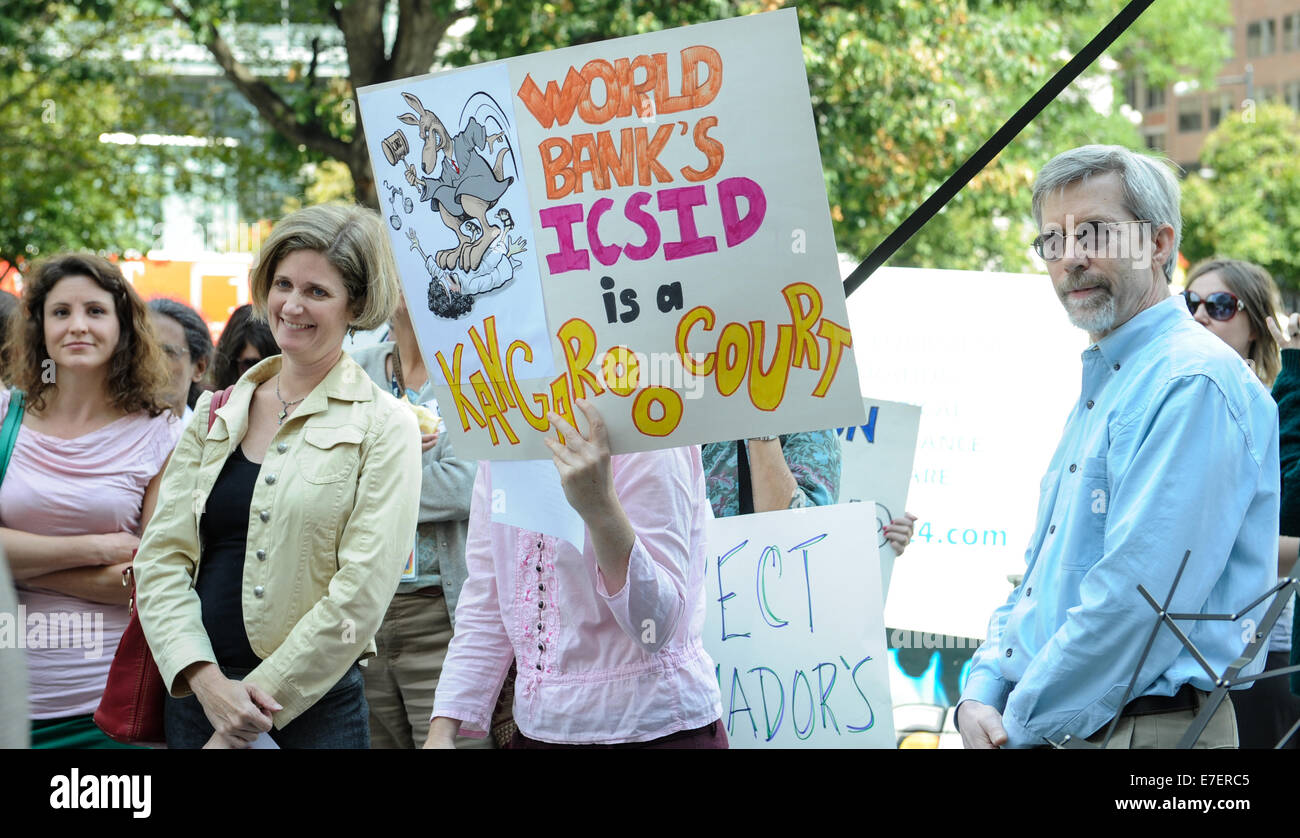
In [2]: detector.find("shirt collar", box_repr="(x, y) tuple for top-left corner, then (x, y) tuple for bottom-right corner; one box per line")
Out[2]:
(219, 352), (373, 431)
(1091, 293), (1187, 368)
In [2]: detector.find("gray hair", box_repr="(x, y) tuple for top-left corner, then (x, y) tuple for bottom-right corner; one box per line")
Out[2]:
(1031, 145), (1182, 282)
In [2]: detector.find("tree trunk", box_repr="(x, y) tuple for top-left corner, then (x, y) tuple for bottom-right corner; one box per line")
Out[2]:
(348, 132), (378, 209)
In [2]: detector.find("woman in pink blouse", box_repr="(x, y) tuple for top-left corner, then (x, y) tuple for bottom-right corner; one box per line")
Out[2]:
(0, 253), (179, 748)
(426, 400), (724, 747)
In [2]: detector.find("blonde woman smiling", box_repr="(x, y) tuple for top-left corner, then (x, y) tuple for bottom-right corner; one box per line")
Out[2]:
(135, 205), (421, 748)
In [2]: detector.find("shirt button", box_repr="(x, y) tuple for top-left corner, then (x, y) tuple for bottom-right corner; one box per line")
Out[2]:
(536, 663), (542, 671)
(254, 585), (265, 598)
(538, 584), (544, 591)
(276, 442), (287, 453)
(259, 510), (270, 522)
(538, 601), (545, 609)
(537, 623), (543, 631)
(1005, 648), (1013, 658)
(265, 474), (277, 485)
(1049, 525), (1056, 534)
(256, 549), (266, 561)
(538, 643), (544, 652)
(1026, 587), (1033, 596)
(1069, 464), (1077, 473)
(1086, 400), (1094, 409)
(535, 565), (542, 573)
(1113, 363), (1121, 371)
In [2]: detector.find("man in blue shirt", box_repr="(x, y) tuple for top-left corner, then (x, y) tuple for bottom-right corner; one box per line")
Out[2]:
(958, 145), (1278, 749)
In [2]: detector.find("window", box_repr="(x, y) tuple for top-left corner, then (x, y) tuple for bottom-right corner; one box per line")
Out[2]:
(1208, 93), (1233, 128)
(1247, 19), (1277, 57)
(1123, 75), (1138, 108)
(1144, 131), (1166, 152)
(1285, 14), (1300, 51)
(1146, 83), (1166, 111)
(1178, 96), (1204, 132)
(1286, 81), (1300, 112)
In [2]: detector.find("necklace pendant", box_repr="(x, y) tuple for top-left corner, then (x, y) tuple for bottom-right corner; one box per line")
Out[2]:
(277, 408), (287, 424)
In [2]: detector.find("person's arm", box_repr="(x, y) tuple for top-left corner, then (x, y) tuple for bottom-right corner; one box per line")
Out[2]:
(545, 400), (695, 654)
(417, 432), (476, 524)
(241, 403), (422, 728)
(134, 390), (221, 696)
(0, 529), (137, 580)
(750, 430), (841, 513)
(999, 375), (1274, 748)
(1281, 536), (1299, 577)
(22, 460), (170, 602)
(746, 438), (799, 512)
(427, 466), (516, 743)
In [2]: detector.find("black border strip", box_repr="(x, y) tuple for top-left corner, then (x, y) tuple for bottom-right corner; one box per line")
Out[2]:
(842, 0), (1157, 298)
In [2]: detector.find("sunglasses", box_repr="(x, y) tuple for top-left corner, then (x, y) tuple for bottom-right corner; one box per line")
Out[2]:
(1183, 290), (1244, 322)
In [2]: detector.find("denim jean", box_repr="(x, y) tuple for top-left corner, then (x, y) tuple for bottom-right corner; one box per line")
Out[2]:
(165, 663), (369, 749)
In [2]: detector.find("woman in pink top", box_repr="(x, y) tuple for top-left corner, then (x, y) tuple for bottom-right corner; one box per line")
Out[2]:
(426, 400), (724, 747)
(0, 253), (179, 748)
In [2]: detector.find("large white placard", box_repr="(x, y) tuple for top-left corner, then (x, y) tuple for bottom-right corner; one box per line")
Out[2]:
(359, 9), (865, 460)
(704, 503), (895, 748)
(846, 266), (1084, 639)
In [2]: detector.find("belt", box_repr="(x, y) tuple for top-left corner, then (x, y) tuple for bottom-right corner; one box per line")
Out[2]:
(1121, 683), (1199, 717)
(401, 585), (443, 598)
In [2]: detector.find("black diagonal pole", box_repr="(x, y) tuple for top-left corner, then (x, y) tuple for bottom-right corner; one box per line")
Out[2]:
(842, 0), (1158, 299)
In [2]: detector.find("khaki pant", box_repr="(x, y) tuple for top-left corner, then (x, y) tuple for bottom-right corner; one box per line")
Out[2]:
(363, 591), (514, 749)
(1085, 692), (1238, 749)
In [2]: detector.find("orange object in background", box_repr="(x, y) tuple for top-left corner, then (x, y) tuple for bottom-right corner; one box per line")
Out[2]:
(119, 254), (254, 341)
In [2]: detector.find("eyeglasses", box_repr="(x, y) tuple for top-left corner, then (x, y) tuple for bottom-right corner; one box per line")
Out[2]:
(1183, 290), (1244, 322)
(1032, 220), (1150, 262)
(160, 343), (188, 360)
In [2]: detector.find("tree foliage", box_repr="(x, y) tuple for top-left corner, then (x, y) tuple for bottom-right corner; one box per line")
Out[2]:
(1181, 103), (1300, 294)
(3, 0), (1237, 277)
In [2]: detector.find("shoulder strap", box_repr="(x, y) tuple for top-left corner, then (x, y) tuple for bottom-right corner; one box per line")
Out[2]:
(736, 439), (754, 516)
(207, 386), (235, 432)
(0, 390), (25, 487)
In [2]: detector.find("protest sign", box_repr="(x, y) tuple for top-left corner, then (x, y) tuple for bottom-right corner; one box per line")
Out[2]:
(358, 9), (865, 460)
(846, 266), (1083, 640)
(836, 397), (921, 595)
(704, 503), (895, 748)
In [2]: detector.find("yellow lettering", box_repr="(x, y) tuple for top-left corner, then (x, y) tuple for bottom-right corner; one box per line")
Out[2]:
(783, 282), (822, 370)
(469, 371), (520, 445)
(468, 316), (518, 411)
(600, 346), (641, 397)
(433, 345), (485, 432)
(632, 387), (683, 436)
(812, 318), (853, 398)
(506, 340), (550, 432)
(748, 321), (793, 411)
(716, 322), (749, 397)
(675, 306), (716, 375)
(556, 318), (605, 401)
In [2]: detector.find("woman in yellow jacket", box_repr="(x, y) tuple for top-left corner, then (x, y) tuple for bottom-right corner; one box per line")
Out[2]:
(134, 205), (421, 748)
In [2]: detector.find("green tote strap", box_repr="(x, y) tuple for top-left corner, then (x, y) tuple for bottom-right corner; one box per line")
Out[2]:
(0, 390), (25, 487)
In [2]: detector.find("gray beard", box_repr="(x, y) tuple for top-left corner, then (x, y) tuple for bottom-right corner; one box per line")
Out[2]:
(1064, 289), (1116, 334)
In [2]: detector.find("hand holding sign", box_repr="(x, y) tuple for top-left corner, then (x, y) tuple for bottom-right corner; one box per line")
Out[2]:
(545, 398), (635, 590)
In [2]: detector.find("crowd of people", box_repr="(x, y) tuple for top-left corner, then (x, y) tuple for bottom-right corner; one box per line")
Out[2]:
(1, 142), (1298, 750)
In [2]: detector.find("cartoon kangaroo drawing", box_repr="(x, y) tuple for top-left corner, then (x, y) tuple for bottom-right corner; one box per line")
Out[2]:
(398, 92), (513, 272)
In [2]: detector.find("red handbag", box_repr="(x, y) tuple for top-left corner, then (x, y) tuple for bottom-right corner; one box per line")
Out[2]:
(94, 386), (234, 745)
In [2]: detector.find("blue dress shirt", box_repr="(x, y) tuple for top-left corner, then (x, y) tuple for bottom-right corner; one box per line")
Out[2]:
(961, 295), (1279, 748)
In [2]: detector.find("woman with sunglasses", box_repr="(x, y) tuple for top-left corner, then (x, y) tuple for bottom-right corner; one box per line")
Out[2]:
(210, 303), (280, 391)
(1184, 257), (1300, 748)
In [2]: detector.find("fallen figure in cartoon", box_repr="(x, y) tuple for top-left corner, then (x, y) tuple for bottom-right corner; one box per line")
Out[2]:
(399, 92), (513, 273)
(407, 224), (527, 320)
